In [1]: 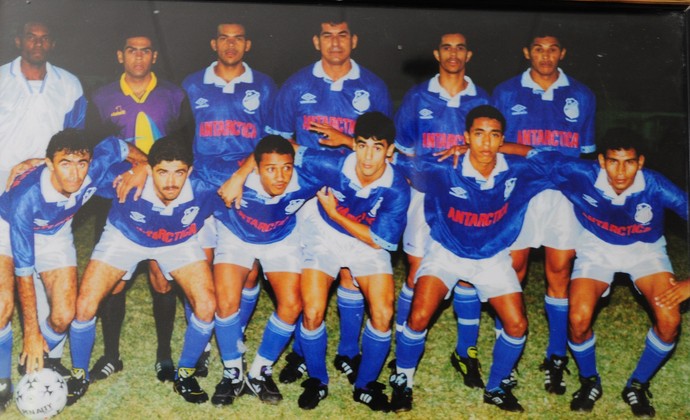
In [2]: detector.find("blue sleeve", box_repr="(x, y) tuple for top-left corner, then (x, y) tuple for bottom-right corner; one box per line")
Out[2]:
(293, 147), (345, 186)
(10, 193), (37, 276)
(392, 153), (446, 193)
(394, 90), (418, 155)
(267, 80), (298, 139)
(655, 173), (689, 221)
(370, 180), (410, 251)
(579, 88), (597, 154)
(63, 95), (87, 129)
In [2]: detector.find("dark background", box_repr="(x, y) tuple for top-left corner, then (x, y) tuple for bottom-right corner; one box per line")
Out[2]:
(0, 0), (687, 182)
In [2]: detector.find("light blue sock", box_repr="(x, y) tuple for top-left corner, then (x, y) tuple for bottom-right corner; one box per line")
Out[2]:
(215, 311), (243, 362)
(0, 323), (12, 378)
(336, 286), (364, 358)
(569, 334), (598, 379)
(178, 314), (214, 370)
(395, 284), (414, 332)
(257, 312), (295, 362)
(628, 328), (675, 386)
(69, 318), (97, 379)
(299, 322), (328, 385)
(40, 318), (66, 351)
(453, 284), (481, 357)
(486, 330), (526, 391)
(545, 295), (568, 358)
(354, 321), (391, 388)
(395, 323), (427, 370)
(239, 284), (260, 332)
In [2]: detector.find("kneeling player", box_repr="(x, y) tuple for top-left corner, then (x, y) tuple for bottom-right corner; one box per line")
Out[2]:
(68, 136), (218, 404)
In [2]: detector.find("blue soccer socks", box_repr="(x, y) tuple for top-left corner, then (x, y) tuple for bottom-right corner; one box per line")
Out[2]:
(69, 318), (97, 379)
(453, 284), (481, 358)
(545, 295), (568, 358)
(354, 321), (391, 389)
(336, 286), (364, 358)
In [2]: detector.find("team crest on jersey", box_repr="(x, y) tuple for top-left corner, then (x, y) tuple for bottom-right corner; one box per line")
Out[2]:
(285, 199), (305, 215)
(368, 197), (383, 218)
(111, 105), (126, 117)
(504, 178), (516, 200)
(181, 206), (200, 226)
(300, 93), (317, 104)
(129, 212), (146, 223)
(511, 104), (527, 115)
(195, 98), (209, 109)
(352, 90), (371, 114)
(563, 98), (579, 122)
(33, 219), (49, 227)
(330, 189), (346, 202)
(582, 194), (598, 207)
(81, 187), (97, 205)
(419, 109), (433, 120)
(242, 90), (260, 114)
(449, 186), (468, 199)
(634, 203), (653, 225)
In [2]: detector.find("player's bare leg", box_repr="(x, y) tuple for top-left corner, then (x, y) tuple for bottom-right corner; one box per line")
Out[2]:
(0, 256), (14, 409)
(214, 263), (248, 318)
(334, 267), (364, 382)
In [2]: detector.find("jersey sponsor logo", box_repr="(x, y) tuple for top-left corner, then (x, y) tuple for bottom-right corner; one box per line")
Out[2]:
(285, 199), (305, 214)
(33, 215), (73, 231)
(302, 115), (356, 135)
(300, 93), (317, 104)
(181, 206), (200, 226)
(336, 204), (375, 226)
(198, 120), (258, 139)
(82, 187), (97, 205)
(449, 186), (468, 199)
(563, 98), (579, 122)
(419, 108), (433, 120)
(581, 211), (652, 236)
(352, 90), (371, 114)
(447, 202), (509, 227)
(634, 203), (653, 225)
(129, 211), (146, 223)
(516, 129), (579, 150)
(194, 98), (210, 109)
(237, 210), (290, 233)
(582, 194), (598, 207)
(135, 223), (198, 243)
(368, 197), (383, 217)
(329, 188), (346, 202)
(242, 90), (261, 114)
(510, 104), (527, 115)
(33, 219), (49, 227)
(504, 178), (516, 200)
(422, 132), (464, 149)
(110, 105), (126, 117)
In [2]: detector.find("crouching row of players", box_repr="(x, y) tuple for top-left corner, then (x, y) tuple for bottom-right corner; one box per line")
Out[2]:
(0, 106), (687, 417)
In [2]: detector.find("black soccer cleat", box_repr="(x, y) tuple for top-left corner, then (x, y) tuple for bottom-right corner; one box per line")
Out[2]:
(621, 380), (656, 418)
(173, 368), (208, 404)
(45, 357), (72, 380)
(89, 356), (123, 383)
(450, 347), (485, 389)
(540, 354), (569, 395)
(155, 359), (175, 382)
(483, 384), (524, 412)
(195, 347), (211, 378)
(0, 378), (11, 413)
(389, 371), (413, 413)
(66, 368), (90, 406)
(333, 354), (361, 385)
(279, 352), (306, 384)
(353, 381), (390, 412)
(570, 375), (602, 412)
(211, 367), (244, 405)
(244, 366), (283, 405)
(298, 378), (328, 410)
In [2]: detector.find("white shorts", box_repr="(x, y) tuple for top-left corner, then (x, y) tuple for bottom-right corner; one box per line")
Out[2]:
(91, 221), (207, 281)
(0, 217), (76, 272)
(417, 238), (522, 302)
(510, 189), (583, 251)
(402, 188), (430, 258)
(572, 230), (673, 290)
(214, 221), (302, 274)
(302, 214), (392, 279)
(197, 215), (217, 249)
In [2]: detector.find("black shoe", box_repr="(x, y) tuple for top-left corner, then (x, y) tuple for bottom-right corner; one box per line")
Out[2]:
(279, 352), (306, 384)
(501, 368), (519, 389)
(298, 378), (328, 410)
(211, 368), (244, 405)
(540, 355), (569, 395)
(450, 347), (484, 389)
(66, 368), (89, 406)
(155, 359), (175, 382)
(333, 354), (361, 385)
(483, 384), (524, 412)
(195, 347), (211, 378)
(89, 356), (123, 383)
(0, 378), (11, 413)
(570, 375), (602, 412)
(45, 357), (71, 380)
(245, 366), (282, 405)
(622, 380), (655, 418)
(173, 368), (208, 404)
(389, 371), (413, 413)
(353, 381), (390, 412)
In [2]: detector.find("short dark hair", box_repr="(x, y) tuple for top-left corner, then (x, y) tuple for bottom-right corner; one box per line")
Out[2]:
(147, 134), (193, 167)
(465, 105), (506, 133)
(254, 135), (295, 164)
(121, 29), (157, 51)
(16, 20), (51, 38)
(354, 112), (395, 146)
(598, 127), (646, 157)
(215, 22), (248, 38)
(315, 13), (353, 35)
(436, 31), (469, 49)
(526, 24), (565, 48)
(46, 129), (92, 160)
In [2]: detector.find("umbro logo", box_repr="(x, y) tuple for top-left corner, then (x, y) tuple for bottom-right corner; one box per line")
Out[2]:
(195, 98), (209, 109)
(129, 212), (146, 223)
(582, 194), (598, 207)
(511, 104), (527, 115)
(449, 187), (468, 199)
(34, 219), (49, 227)
(419, 109), (433, 120)
(300, 93), (317, 104)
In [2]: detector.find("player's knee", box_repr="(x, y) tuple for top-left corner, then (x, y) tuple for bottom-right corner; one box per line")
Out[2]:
(215, 298), (240, 318)
(369, 306), (393, 332)
(407, 308), (433, 331)
(301, 306), (325, 330)
(0, 298), (12, 326)
(51, 308), (75, 333)
(502, 316), (527, 337)
(193, 297), (216, 323)
(568, 310), (592, 341)
(655, 312), (681, 342)
(276, 298), (302, 323)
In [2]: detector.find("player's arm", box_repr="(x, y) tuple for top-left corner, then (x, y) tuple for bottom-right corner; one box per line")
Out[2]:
(655, 277), (690, 308)
(312, 122), (355, 149)
(16, 273), (48, 372)
(5, 159), (45, 192)
(316, 186), (381, 249)
(434, 143), (532, 168)
(218, 156), (258, 209)
(115, 142), (149, 203)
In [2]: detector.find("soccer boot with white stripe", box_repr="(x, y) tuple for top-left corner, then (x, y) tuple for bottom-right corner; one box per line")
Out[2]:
(155, 359), (175, 382)
(450, 347), (485, 389)
(298, 378), (328, 410)
(621, 380), (655, 418)
(540, 354), (569, 395)
(333, 353), (361, 385)
(173, 368), (208, 404)
(245, 366), (282, 405)
(353, 380), (390, 412)
(389, 371), (413, 413)
(279, 351), (306, 384)
(66, 368), (90, 406)
(211, 367), (244, 405)
(89, 356), (123, 383)
(0, 379), (11, 413)
(483, 383), (524, 412)
(570, 375), (602, 412)
(194, 346), (211, 378)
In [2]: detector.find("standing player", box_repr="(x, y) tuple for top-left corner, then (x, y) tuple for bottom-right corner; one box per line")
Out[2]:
(389, 105), (548, 413)
(86, 30), (191, 383)
(269, 16), (394, 385)
(67, 137), (218, 405)
(492, 29), (596, 394)
(0, 129), (147, 409)
(393, 31), (490, 389)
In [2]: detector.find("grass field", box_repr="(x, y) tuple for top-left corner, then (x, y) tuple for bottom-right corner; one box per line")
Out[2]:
(5, 211), (690, 419)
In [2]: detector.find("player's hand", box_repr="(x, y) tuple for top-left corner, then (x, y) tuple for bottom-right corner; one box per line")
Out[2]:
(434, 145), (467, 168)
(218, 173), (245, 209)
(114, 164), (148, 203)
(316, 186), (339, 218)
(6, 158), (44, 191)
(654, 277), (690, 308)
(312, 122), (354, 148)
(20, 333), (48, 373)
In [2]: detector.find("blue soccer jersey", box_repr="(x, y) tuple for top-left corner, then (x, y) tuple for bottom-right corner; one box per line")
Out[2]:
(294, 147), (410, 251)
(492, 69), (596, 157)
(213, 168), (322, 245)
(182, 62), (277, 185)
(529, 151), (689, 245)
(268, 60), (393, 149)
(395, 75), (490, 156)
(0, 137), (128, 275)
(395, 152), (550, 259)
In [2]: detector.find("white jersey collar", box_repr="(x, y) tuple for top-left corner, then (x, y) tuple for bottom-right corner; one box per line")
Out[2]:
(594, 168), (646, 205)
(9, 56), (59, 94)
(520, 68), (569, 101)
(40, 166), (91, 210)
(341, 152), (394, 198)
(244, 169), (301, 204)
(428, 74), (477, 108)
(140, 176), (194, 215)
(312, 59), (361, 92)
(461, 151), (509, 190)
(203, 61), (253, 94)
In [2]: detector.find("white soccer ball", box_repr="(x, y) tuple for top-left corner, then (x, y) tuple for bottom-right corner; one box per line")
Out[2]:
(14, 369), (67, 419)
